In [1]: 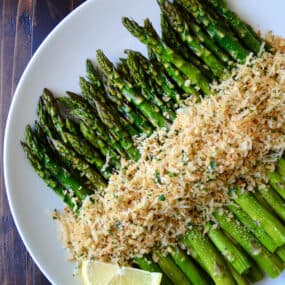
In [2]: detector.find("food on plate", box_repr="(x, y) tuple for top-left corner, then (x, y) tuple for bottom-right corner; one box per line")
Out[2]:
(21, 0), (285, 284)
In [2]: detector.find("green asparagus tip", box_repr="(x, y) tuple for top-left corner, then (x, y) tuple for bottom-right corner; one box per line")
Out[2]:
(143, 18), (160, 41)
(122, 17), (147, 40)
(96, 49), (115, 75)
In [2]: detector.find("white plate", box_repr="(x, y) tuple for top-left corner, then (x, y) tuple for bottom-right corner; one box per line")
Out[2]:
(3, 0), (285, 284)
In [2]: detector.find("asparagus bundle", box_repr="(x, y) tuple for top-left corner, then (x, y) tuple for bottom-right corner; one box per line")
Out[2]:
(21, 1), (285, 285)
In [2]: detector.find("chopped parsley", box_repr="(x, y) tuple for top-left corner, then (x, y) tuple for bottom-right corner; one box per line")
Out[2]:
(154, 170), (162, 184)
(210, 159), (217, 171)
(158, 194), (166, 201)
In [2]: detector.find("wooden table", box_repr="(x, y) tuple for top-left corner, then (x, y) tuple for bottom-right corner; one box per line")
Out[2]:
(0, 1), (85, 284)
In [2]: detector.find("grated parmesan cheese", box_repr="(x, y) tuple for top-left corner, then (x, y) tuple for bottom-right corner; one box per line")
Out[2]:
(57, 40), (285, 265)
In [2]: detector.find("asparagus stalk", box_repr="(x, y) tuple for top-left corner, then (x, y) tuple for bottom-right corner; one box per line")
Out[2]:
(183, 226), (236, 285)
(96, 49), (169, 128)
(228, 204), (278, 253)
(232, 188), (285, 247)
(245, 262), (264, 283)
(158, 58), (201, 97)
(277, 158), (285, 177)
(59, 94), (128, 158)
(173, 0), (232, 64)
(79, 122), (122, 168)
(122, 17), (211, 95)
(160, 11), (216, 81)
(125, 50), (184, 105)
(41, 88), (114, 178)
(257, 186), (285, 222)
(175, 0), (250, 63)
(155, 252), (192, 285)
(170, 246), (210, 285)
(148, 57), (185, 104)
(24, 125), (91, 201)
(276, 245), (285, 263)
(206, 0), (267, 54)
(268, 171), (285, 199)
(125, 50), (176, 121)
(161, 0), (227, 79)
(50, 138), (107, 191)
(80, 73), (139, 137)
(87, 94), (140, 161)
(105, 83), (154, 135)
(207, 223), (251, 274)
(21, 142), (76, 210)
(227, 263), (249, 285)
(58, 94), (111, 143)
(214, 209), (284, 278)
(64, 132), (113, 179)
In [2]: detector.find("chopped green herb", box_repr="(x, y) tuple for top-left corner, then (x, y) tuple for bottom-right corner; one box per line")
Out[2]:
(154, 170), (162, 184)
(167, 171), (178, 177)
(115, 220), (122, 230)
(210, 159), (217, 170)
(158, 194), (166, 201)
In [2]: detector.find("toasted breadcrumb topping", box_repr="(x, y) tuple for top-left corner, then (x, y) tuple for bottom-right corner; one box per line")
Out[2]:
(57, 39), (285, 264)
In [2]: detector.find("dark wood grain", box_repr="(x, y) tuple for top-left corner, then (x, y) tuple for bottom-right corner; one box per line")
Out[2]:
(0, 1), (85, 284)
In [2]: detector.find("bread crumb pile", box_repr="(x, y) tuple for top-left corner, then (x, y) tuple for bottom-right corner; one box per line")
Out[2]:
(57, 46), (285, 264)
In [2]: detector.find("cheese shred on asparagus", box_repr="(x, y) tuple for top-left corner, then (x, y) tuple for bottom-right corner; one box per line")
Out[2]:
(57, 44), (285, 264)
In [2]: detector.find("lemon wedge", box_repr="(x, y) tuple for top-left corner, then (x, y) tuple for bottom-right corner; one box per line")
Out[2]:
(81, 260), (162, 285)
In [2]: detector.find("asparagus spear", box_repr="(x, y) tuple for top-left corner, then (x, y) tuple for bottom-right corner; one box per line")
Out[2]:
(173, 0), (232, 64)
(227, 263), (249, 285)
(206, 0), (268, 54)
(146, 47), (199, 98)
(87, 93), (140, 161)
(21, 142), (76, 210)
(257, 186), (285, 222)
(183, 226), (236, 285)
(122, 17), (211, 95)
(41, 88), (114, 178)
(96, 49), (169, 128)
(80, 71), (139, 137)
(175, 0), (250, 63)
(125, 50), (176, 121)
(161, 0), (227, 79)
(24, 125), (91, 201)
(214, 209), (284, 278)
(276, 245), (285, 263)
(155, 252), (192, 285)
(80, 76), (141, 147)
(157, 57), (201, 97)
(124, 50), (184, 105)
(50, 138), (107, 190)
(232, 188), (285, 247)
(268, 171), (285, 199)
(59, 94), (128, 158)
(170, 246), (210, 285)
(105, 83), (154, 135)
(228, 204), (278, 253)
(79, 122), (121, 169)
(148, 57), (185, 104)
(207, 223), (251, 274)
(160, 11), (216, 81)
(245, 262), (264, 283)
